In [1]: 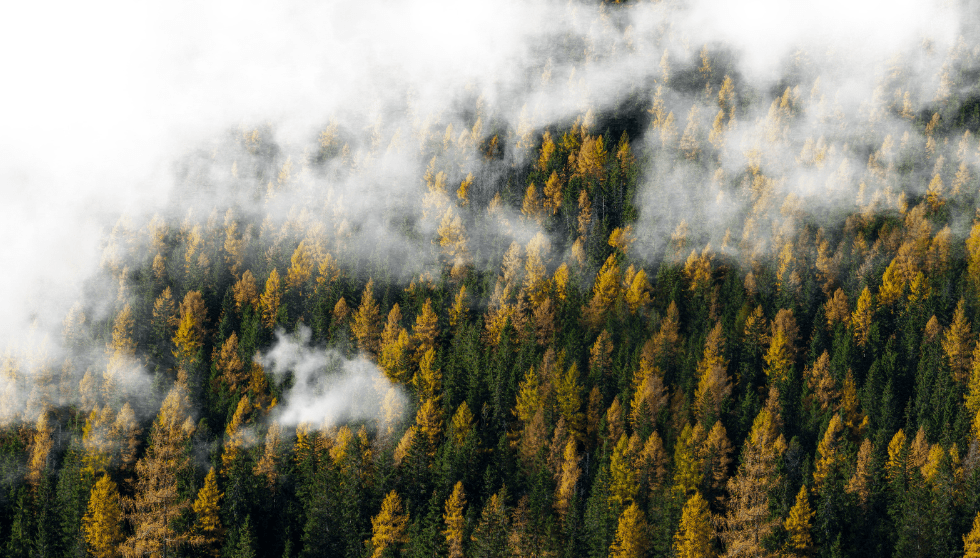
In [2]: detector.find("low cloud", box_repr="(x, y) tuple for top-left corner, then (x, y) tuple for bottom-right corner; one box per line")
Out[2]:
(258, 327), (407, 428)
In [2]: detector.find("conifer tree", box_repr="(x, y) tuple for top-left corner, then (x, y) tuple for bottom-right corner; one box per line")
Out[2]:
(583, 255), (621, 329)
(695, 322), (731, 421)
(444, 481), (466, 558)
(412, 298), (439, 363)
(353, 279), (382, 358)
(83, 474), (124, 558)
(192, 467), (224, 557)
(121, 374), (196, 558)
(173, 290), (207, 364)
(721, 408), (786, 558)
(609, 503), (648, 558)
(674, 492), (714, 558)
(783, 485), (815, 558)
(555, 439), (582, 519)
(259, 268), (283, 328)
(964, 513), (980, 558)
(368, 491), (409, 558)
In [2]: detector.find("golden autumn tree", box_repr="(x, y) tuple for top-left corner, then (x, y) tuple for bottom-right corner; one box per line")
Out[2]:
(846, 438), (874, 506)
(192, 467), (224, 557)
(173, 290), (207, 364)
(83, 474), (124, 558)
(609, 503), (648, 558)
(121, 374), (196, 558)
(695, 322), (731, 421)
(851, 287), (874, 347)
(26, 410), (53, 487)
(554, 362), (585, 441)
(674, 492), (714, 558)
(222, 395), (253, 472)
(609, 434), (639, 509)
(367, 490), (410, 558)
(259, 268), (283, 328)
(944, 298), (973, 383)
(353, 279), (382, 358)
(286, 240), (314, 294)
(783, 485), (815, 558)
(555, 439), (582, 519)
(444, 481), (467, 558)
(721, 408), (786, 558)
(213, 332), (247, 394)
(412, 299), (439, 363)
(232, 270), (259, 312)
(964, 513), (980, 558)
(813, 414), (846, 492)
(379, 304), (409, 383)
(583, 254), (620, 329)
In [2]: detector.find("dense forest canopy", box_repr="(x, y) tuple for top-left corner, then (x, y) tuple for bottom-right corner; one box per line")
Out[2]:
(6, 0), (980, 557)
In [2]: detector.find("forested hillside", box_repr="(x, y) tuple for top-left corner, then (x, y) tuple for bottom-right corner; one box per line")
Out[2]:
(6, 1), (980, 557)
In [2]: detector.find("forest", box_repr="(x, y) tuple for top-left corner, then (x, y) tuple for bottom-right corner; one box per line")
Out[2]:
(6, 1), (980, 557)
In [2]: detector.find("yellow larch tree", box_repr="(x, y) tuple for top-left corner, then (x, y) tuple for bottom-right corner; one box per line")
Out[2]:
(554, 363), (584, 441)
(113, 402), (141, 472)
(968, 341), (980, 438)
(444, 481), (467, 558)
(222, 395), (252, 472)
(695, 322), (731, 421)
(813, 414), (846, 495)
(448, 287), (469, 330)
(851, 287), (874, 347)
(609, 503), (648, 558)
(577, 190), (592, 238)
(122, 374), (196, 558)
(286, 240), (314, 294)
(555, 440), (582, 519)
(783, 485), (815, 558)
(232, 270), (259, 312)
(379, 304), (410, 384)
(412, 298), (439, 363)
(223, 211), (246, 277)
(524, 233), (551, 305)
(352, 279), (382, 358)
(254, 421), (283, 487)
(846, 438), (874, 506)
(368, 491), (410, 558)
(764, 328), (793, 385)
(192, 467), (224, 557)
(699, 421), (734, 506)
(173, 291), (208, 364)
(640, 431), (669, 492)
(623, 266), (652, 315)
(674, 492), (714, 558)
(259, 268), (283, 329)
(415, 397), (444, 458)
(721, 408), (786, 558)
(944, 298), (973, 383)
(522, 183), (544, 223)
(578, 135), (608, 180)
(964, 513), (980, 558)
(213, 332), (247, 394)
(806, 351), (837, 411)
(26, 410), (53, 487)
(543, 171), (563, 214)
(83, 474), (124, 558)
(81, 404), (118, 477)
(609, 433), (639, 508)
(825, 288), (850, 330)
(629, 359), (668, 435)
(673, 423), (706, 497)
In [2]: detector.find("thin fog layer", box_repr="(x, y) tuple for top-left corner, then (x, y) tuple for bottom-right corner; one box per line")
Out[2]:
(259, 328), (407, 428)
